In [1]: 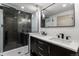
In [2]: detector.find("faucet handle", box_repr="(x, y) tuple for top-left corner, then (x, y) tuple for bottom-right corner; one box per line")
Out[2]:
(57, 35), (60, 38)
(66, 36), (71, 40)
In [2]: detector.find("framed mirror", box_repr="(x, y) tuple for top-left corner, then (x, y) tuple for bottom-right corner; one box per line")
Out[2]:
(41, 3), (75, 27)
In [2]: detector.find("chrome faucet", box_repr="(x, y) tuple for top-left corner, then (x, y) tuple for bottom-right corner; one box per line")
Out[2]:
(57, 33), (71, 40)
(57, 33), (64, 39)
(60, 33), (64, 39)
(41, 31), (47, 36)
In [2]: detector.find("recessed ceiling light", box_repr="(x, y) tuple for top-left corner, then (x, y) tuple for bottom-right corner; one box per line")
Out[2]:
(62, 4), (67, 7)
(21, 6), (24, 9)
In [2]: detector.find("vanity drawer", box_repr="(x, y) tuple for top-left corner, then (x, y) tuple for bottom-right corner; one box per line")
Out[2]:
(37, 40), (48, 46)
(37, 40), (45, 44)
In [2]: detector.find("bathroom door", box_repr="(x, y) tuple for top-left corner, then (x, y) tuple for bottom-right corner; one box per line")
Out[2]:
(0, 9), (3, 53)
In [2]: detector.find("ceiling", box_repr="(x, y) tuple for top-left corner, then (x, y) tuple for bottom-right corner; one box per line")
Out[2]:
(3, 3), (74, 17)
(43, 3), (74, 17)
(4, 3), (52, 13)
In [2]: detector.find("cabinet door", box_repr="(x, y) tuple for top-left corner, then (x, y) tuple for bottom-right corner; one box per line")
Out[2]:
(30, 37), (38, 56)
(30, 37), (50, 56)
(36, 40), (50, 56)
(30, 37), (36, 52)
(50, 44), (76, 56)
(50, 44), (63, 56)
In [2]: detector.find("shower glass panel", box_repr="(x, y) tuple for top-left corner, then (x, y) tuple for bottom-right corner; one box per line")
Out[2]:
(0, 9), (3, 53)
(2, 6), (31, 52)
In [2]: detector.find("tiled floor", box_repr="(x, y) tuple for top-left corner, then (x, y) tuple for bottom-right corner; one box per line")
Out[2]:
(0, 45), (79, 56)
(0, 46), (30, 56)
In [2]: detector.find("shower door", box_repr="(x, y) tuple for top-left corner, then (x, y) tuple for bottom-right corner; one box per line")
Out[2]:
(0, 9), (3, 53)
(3, 7), (32, 52)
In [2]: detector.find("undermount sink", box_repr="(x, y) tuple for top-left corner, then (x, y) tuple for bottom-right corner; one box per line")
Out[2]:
(33, 33), (73, 45)
(49, 38), (72, 45)
(36, 33), (52, 37)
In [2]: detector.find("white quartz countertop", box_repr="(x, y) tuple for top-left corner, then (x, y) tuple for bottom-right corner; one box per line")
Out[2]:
(29, 33), (79, 52)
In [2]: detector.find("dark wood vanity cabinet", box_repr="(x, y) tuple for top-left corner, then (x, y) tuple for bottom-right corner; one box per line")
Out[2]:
(30, 36), (50, 56)
(50, 44), (75, 56)
(30, 36), (76, 56)
(36, 40), (50, 56)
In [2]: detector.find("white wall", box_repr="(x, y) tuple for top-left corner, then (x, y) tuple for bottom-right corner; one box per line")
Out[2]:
(40, 4), (79, 45)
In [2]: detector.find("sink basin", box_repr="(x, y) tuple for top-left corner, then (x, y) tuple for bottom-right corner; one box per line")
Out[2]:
(32, 33), (73, 45)
(49, 38), (72, 45)
(33, 33), (53, 39)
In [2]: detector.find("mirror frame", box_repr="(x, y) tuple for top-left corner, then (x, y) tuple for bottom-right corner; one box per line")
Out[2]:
(41, 3), (75, 28)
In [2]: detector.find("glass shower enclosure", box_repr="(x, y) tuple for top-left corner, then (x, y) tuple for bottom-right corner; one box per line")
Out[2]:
(0, 5), (31, 53)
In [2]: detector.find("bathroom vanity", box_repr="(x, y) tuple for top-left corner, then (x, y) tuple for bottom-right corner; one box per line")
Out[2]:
(29, 33), (79, 56)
